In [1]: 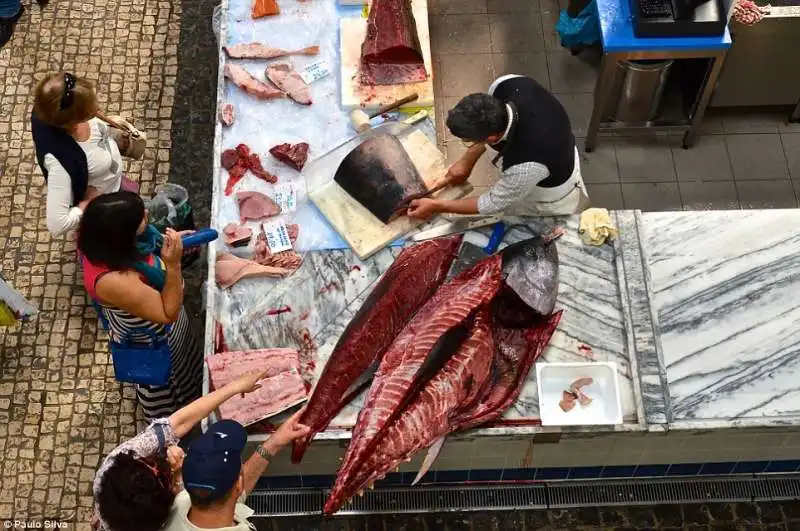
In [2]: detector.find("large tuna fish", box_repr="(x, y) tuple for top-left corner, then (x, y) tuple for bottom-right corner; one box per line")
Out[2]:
(291, 236), (462, 462)
(323, 234), (562, 514)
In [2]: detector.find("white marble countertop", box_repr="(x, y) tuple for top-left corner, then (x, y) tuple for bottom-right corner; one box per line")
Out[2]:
(206, 208), (800, 441)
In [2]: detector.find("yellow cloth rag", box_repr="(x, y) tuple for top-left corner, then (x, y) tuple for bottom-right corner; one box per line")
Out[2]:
(579, 208), (618, 246)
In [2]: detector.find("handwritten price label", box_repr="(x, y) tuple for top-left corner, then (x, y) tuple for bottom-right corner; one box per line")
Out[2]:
(300, 61), (332, 85)
(271, 183), (297, 212)
(263, 220), (293, 254)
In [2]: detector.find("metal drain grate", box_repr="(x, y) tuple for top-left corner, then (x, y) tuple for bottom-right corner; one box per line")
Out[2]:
(246, 474), (800, 517)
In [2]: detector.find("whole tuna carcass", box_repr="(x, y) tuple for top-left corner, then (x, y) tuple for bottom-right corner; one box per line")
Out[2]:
(325, 256), (504, 513)
(323, 234), (562, 514)
(291, 235), (462, 463)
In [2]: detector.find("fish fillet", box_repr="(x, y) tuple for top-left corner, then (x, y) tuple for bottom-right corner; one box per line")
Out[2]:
(225, 43), (319, 60)
(327, 256), (504, 512)
(215, 252), (290, 288)
(291, 236), (462, 463)
(266, 64), (312, 105)
(224, 64), (284, 101)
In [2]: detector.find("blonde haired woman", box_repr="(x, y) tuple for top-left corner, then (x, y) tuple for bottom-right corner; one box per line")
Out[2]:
(31, 72), (136, 237)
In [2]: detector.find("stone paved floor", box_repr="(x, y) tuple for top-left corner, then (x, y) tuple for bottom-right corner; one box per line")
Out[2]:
(0, 0), (799, 529)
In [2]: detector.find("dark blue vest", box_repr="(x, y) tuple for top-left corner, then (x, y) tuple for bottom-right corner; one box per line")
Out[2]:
(490, 77), (575, 188)
(31, 112), (89, 206)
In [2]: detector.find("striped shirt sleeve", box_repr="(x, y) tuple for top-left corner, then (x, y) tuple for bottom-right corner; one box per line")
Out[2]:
(477, 162), (550, 214)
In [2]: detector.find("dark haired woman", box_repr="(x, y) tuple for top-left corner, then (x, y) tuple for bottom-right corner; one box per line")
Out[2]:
(92, 370), (270, 531)
(32, 72), (136, 237)
(78, 191), (201, 419)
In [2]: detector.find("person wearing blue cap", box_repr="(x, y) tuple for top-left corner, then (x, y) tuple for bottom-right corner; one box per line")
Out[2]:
(92, 369), (307, 531)
(162, 411), (309, 530)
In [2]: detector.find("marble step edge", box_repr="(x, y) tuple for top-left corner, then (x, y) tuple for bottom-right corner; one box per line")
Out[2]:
(613, 210), (671, 427)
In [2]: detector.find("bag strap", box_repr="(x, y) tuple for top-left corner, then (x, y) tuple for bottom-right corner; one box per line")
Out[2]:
(153, 423), (167, 451)
(92, 300), (171, 340)
(95, 112), (139, 136)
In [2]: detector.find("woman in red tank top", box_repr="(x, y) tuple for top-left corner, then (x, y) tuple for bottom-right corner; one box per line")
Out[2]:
(78, 191), (202, 420)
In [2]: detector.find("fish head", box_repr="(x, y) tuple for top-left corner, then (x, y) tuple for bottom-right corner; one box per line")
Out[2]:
(500, 234), (559, 317)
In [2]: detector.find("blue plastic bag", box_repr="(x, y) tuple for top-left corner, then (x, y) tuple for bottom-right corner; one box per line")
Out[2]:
(556, 0), (601, 49)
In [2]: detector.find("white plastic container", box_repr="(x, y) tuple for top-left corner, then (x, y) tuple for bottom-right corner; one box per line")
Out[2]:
(536, 362), (623, 426)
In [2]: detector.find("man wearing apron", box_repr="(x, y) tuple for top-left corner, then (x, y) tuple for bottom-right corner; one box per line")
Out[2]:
(407, 74), (589, 220)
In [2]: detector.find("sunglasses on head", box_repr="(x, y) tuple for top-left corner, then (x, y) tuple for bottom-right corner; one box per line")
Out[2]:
(60, 73), (76, 110)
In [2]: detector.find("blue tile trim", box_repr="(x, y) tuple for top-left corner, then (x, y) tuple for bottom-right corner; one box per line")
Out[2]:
(501, 468), (535, 481)
(535, 467), (569, 480)
(601, 465), (636, 478)
(633, 464), (668, 477)
(569, 466), (603, 479)
(765, 460), (800, 473)
(469, 469), (503, 482)
(699, 462), (735, 475)
(667, 463), (701, 477)
(302, 475), (334, 488)
(733, 461), (769, 474)
(435, 470), (470, 483)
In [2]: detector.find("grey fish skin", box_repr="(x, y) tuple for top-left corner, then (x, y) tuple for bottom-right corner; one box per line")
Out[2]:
(500, 234), (559, 316)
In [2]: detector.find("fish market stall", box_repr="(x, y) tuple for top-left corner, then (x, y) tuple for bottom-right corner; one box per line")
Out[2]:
(205, 0), (800, 516)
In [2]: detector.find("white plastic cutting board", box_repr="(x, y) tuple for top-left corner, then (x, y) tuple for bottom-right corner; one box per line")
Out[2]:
(339, 0), (434, 111)
(309, 129), (470, 260)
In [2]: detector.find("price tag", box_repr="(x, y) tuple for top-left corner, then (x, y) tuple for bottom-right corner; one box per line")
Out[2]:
(263, 220), (293, 254)
(271, 183), (297, 212)
(300, 61), (332, 85)
(361, 4), (369, 17)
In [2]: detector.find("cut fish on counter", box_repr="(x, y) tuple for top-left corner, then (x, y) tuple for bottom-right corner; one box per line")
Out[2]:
(253, 224), (303, 273)
(207, 348), (307, 425)
(223, 222), (252, 247)
(252, 0), (279, 18)
(216, 252), (291, 288)
(224, 64), (284, 101)
(221, 143), (277, 195)
(265, 64), (312, 105)
(220, 103), (235, 126)
(360, 0), (427, 85)
(236, 191), (281, 222)
(322, 234), (562, 514)
(225, 43), (319, 60)
(291, 235), (462, 463)
(270, 142), (309, 171)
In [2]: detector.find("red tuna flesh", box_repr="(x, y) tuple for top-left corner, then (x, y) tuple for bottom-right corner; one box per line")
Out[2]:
(329, 307), (495, 508)
(291, 235), (462, 463)
(270, 142), (309, 171)
(326, 256), (503, 513)
(360, 0), (427, 85)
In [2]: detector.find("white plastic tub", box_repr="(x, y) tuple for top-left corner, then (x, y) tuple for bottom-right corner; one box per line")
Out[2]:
(536, 362), (623, 426)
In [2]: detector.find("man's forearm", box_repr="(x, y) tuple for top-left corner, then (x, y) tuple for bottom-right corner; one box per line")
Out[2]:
(432, 197), (480, 215)
(461, 144), (487, 171)
(242, 441), (280, 495)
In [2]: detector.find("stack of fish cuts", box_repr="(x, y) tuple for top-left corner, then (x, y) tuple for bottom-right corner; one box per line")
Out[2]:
(293, 233), (563, 514)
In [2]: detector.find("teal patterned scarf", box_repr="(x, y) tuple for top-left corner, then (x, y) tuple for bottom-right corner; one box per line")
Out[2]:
(132, 224), (166, 291)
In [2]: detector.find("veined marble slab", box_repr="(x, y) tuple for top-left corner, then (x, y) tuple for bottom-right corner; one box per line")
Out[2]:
(642, 210), (800, 422)
(215, 218), (638, 430)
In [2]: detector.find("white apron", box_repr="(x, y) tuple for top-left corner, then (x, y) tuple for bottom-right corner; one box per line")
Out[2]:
(502, 147), (590, 217)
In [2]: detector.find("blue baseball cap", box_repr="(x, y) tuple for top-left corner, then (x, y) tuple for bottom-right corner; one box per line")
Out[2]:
(183, 420), (247, 502)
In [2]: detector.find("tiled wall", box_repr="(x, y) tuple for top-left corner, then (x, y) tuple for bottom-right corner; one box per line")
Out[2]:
(250, 427), (800, 489)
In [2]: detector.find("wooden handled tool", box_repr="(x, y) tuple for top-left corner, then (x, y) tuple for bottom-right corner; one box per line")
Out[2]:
(349, 93), (420, 132)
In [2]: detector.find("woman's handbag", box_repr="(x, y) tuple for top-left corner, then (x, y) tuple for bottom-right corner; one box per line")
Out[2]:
(96, 113), (147, 160)
(95, 302), (172, 386)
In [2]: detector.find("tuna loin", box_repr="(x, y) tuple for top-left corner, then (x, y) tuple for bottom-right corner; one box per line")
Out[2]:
(215, 253), (291, 288)
(252, 0), (279, 18)
(360, 0), (427, 85)
(266, 64), (312, 105)
(326, 256), (504, 513)
(291, 235), (462, 463)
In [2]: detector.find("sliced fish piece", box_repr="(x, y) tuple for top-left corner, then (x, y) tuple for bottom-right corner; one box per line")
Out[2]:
(225, 43), (320, 59)
(224, 64), (284, 101)
(266, 63), (312, 105)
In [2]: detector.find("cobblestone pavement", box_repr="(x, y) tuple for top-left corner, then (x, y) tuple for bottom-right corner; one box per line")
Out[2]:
(0, 1), (798, 530)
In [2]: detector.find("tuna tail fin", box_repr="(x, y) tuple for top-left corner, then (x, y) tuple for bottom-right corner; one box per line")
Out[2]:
(412, 436), (446, 485)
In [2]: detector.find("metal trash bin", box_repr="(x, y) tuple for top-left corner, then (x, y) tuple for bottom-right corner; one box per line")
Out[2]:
(609, 60), (673, 123)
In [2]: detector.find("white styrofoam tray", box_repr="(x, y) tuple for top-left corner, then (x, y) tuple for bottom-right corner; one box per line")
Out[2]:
(536, 362), (623, 426)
